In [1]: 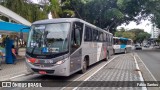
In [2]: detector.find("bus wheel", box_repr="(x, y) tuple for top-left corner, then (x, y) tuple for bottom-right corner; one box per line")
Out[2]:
(80, 58), (87, 74)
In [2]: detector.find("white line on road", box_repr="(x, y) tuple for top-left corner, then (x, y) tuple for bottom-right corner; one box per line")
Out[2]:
(133, 54), (147, 90)
(9, 74), (27, 80)
(3, 72), (32, 81)
(135, 53), (158, 82)
(135, 53), (160, 89)
(72, 55), (119, 90)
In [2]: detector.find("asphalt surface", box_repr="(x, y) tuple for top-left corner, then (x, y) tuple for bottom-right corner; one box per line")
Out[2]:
(135, 48), (160, 81)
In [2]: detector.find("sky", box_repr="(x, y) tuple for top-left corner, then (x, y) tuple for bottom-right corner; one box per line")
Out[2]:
(32, 0), (52, 19)
(32, 0), (38, 3)
(117, 20), (152, 33)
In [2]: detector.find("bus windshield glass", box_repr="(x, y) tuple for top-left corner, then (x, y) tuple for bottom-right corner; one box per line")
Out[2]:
(27, 23), (70, 55)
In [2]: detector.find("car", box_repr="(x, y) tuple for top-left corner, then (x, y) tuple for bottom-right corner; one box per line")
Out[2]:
(135, 44), (142, 50)
(153, 45), (160, 48)
(144, 44), (150, 48)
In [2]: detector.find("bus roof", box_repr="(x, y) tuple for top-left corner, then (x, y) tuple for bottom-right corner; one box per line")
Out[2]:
(32, 18), (80, 24)
(32, 18), (113, 35)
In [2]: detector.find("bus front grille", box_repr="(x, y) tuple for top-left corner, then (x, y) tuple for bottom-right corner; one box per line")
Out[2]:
(33, 64), (54, 67)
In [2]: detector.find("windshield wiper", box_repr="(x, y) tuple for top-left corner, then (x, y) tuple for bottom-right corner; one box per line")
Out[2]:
(31, 46), (36, 55)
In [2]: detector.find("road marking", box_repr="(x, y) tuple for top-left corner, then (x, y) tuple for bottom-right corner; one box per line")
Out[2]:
(72, 55), (119, 90)
(133, 54), (147, 90)
(9, 74), (26, 80)
(135, 53), (160, 89)
(135, 53), (157, 81)
(4, 72), (32, 81)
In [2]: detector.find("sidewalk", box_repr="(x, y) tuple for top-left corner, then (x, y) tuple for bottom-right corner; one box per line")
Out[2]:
(0, 48), (29, 81)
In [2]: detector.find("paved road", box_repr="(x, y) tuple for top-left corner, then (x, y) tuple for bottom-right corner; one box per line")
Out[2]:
(135, 48), (160, 81)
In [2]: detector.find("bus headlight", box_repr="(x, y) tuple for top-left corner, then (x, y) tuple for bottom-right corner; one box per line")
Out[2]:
(26, 58), (30, 63)
(26, 58), (36, 64)
(55, 60), (65, 65)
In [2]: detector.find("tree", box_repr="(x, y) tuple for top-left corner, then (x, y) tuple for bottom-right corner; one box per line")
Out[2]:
(47, 0), (62, 18)
(2, 0), (160, 34)
(63, 0), (160, 34)
(66, 0), (140, 33)
(122, 31), (136, 41)
(1, 0), (48, 22)
(115, 31), (136, 42)
(115, 28), (151, 43)
(43, 0), (75, 18)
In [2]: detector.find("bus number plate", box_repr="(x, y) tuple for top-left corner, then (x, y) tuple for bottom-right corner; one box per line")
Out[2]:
(39, 71), (47, 74)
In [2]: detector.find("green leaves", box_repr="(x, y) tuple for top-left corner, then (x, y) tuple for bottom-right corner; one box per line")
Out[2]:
(115, 28), (151, 43)
(47, 0), (75, 18)
(1, 0), (160, 34)
(105, 8), (124, 20)
(61, 9), (75, 17)
(49, 0), (62, 18)
(1, 0), (48, 22)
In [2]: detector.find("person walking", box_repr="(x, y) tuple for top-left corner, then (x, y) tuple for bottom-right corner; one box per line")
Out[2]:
(0, 51), (3, 70)
(12, 45), (17, 64)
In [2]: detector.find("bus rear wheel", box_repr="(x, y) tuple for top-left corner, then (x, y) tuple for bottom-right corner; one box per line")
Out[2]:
(80, 58), (87, 74)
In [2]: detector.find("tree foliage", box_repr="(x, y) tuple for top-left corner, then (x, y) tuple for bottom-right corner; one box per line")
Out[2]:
(115, 28), (151, 43)
(0, 0), (48, 22)
(44, 0), (75, 18)
(62, 0), (160, 34)
(1, 0), (160, 34)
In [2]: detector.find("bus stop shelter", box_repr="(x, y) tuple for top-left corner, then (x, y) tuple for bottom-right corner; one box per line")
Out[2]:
(0, 21), (30, 63)
(0, 21), (30, 45)
(0, 21), (30, 33)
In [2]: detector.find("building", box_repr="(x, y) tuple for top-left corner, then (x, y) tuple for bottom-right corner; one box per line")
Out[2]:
(150, 24), (160, 39)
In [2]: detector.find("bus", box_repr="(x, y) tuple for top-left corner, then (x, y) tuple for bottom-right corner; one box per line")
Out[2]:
(113, 37), (132, 54)
(25, 18), (113, 76)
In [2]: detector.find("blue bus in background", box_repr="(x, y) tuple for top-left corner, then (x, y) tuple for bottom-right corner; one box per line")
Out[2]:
(113, 37), (133, 54)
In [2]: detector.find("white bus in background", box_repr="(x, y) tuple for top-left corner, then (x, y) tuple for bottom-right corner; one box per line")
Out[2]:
(113, 37), (133, 54)
(25, 18), (113, 76)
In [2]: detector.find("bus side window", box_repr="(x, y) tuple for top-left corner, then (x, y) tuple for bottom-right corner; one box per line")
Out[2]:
(108, 35), (110, 45)
(71, 22), (83, 53)
(115, 39), (119, 45)
(109, 35), (111, 46)
(111, 36), (113, 45)
(106, 34), (108, 44)
(103, 33), (106, 42)
(93, 29), (98, 42)
(99, 32), (103, 42)
(84, 26), (92, 41)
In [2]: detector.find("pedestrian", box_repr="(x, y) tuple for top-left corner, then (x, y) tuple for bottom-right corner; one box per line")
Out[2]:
(12, 45), (17, 64)
(0, 51), (3, 70)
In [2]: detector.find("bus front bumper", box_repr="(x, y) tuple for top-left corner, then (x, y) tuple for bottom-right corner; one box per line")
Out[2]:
(25, 60), (70, 76)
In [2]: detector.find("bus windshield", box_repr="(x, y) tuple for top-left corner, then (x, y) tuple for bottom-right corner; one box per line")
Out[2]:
(26, 23), (70, 55)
